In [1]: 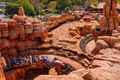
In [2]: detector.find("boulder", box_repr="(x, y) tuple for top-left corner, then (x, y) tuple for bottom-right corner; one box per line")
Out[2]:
(83, 67), (120, 80)
(34, 75), (83, 80)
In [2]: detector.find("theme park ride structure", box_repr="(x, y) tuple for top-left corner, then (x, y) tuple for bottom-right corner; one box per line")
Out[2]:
(79, 0), (120, 53)
(0, 0), (120, 80)
(103, 0), (119, 35)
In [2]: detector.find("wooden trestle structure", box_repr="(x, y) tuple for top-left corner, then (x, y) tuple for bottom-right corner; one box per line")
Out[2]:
(104, 0), (119, 35)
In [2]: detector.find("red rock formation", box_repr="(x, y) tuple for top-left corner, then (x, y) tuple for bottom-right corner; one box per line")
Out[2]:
(0, 58), (6, 80)
(0, 8), (48, 80)
(0, 7), (48, 55)
(18, 7), (25, 16)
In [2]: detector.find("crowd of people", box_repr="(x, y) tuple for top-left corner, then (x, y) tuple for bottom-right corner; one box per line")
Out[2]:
(5, 55), (74, 75)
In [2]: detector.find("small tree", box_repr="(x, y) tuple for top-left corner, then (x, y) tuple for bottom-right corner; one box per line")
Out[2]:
(89, 0), (99, 8)
(117, 0), (120, 3)
(71, 0), (82, 6)
(57, 0), (72, 13)
(20, 0), (36, 16)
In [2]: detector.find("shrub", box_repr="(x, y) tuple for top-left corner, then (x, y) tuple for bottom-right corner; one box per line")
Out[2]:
(5, 2), (19, 17)
(22, 0), (36, 16)
(57, 0), (72, 12)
